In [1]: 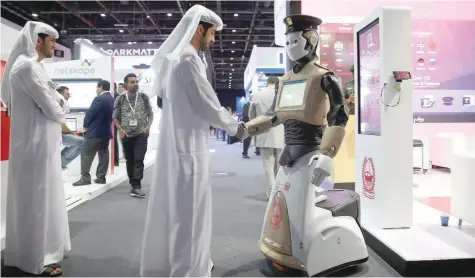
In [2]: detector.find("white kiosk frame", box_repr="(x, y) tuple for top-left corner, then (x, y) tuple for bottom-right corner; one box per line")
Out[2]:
(354, 7), (475, 277)
(354, 7), (413, 230)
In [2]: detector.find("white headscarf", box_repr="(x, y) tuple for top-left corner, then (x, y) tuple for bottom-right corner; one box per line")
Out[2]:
(150, 4), (223, 100)
(0, 21), (59, 116)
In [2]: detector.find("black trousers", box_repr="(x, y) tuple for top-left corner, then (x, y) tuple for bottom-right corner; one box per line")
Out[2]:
(113, 126), (119, 165)
(80, 137), (110, 182)
(242, 137), (251, 155)
(121, 133), (149, 189)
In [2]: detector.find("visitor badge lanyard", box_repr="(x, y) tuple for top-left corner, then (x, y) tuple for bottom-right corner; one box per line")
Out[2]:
(125, 93), (138, 115)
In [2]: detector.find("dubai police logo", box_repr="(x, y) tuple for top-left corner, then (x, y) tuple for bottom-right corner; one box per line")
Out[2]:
(285, 17), (293, 26)
(80, 59), (94, 66)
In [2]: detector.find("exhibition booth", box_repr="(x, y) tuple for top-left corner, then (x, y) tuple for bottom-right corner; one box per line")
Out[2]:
(243, 45), (286, 99)
(298, 1), (475, 275)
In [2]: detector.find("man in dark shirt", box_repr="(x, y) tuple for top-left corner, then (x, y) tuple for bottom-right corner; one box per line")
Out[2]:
(73, 80), (114, 186)
(113, 73), (154, 198)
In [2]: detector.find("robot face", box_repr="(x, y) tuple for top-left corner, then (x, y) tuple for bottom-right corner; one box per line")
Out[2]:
(285, 31), (309, 61)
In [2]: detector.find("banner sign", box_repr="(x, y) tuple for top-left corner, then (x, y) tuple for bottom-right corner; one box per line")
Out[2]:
(96, 42), (162, 56)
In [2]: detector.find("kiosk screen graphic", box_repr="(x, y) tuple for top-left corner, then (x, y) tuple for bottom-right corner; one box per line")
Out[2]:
(357, 19), (381, 136)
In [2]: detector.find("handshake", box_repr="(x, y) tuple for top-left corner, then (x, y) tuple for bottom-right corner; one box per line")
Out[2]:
(229, 122), (249, 144)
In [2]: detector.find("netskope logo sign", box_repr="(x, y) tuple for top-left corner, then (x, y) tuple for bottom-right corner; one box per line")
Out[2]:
(54, 59), (96, 77)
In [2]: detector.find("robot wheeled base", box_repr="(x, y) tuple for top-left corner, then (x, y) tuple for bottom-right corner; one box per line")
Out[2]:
(258, 189), (369, 277)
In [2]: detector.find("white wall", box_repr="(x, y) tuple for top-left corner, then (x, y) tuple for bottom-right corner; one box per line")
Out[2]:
(244, 46), (285, 90)
(1, 18), (71, 62)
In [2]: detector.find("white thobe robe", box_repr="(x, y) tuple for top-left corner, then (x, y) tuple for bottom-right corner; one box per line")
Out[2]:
(140, 44), (239, 277)
(4, 56), (71, 275)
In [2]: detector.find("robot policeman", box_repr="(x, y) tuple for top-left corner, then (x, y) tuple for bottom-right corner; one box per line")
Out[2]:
(243, 14), (368, 276)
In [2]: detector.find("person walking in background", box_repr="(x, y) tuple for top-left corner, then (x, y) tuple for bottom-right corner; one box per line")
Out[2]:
(113, 73), (154, 198)
(73, 80), (114, 186)
(249, 76), (284, 199)
(57, 85), (84, 170)
(241, 97), (252, 158)
(118, 82), (127, 94)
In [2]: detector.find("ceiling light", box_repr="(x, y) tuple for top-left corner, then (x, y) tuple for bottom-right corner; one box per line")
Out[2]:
(234, 13), (239, 17)
(229, 73), (232, 75)
(100, 13), (106, 17)
(232, 69), (235, 71)
(232, 41), (236, 44)
(147, 15), (151, 18)
(230, 58), (234, 60)
(232, 29), (236, 32)
(231, 50), (235, 53)
(128, 42), (132, 45)
(119, 29), (124, 33)
(133, 42), (137, 44)
(229, 77), (232, 79)
(32, 13), (38, 17)
(148, 41), (152, 44)
(167, 13), (172, 16)
(108, 42), (113, 45)
(230, 64), (233, 66)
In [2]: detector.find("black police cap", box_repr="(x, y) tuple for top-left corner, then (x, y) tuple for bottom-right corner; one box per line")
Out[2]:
(283, 14), (323, 34)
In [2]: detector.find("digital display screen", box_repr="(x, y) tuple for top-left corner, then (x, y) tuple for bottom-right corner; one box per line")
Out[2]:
(54, 80), (99, 110)
(278, 80), (307, 107)
(393, 71), (412, 81)
(65, 118), (77, 132)
(357, 19), (381, 136)
(411, 19), (475, 123)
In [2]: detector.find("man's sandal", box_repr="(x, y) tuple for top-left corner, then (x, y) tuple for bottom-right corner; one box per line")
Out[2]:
(35, 264), (63, 277)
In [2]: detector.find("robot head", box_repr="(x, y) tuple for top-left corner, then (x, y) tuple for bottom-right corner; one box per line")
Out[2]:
(283, 15), (323, 63)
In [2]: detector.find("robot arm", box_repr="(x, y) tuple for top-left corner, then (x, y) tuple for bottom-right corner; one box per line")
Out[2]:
(245, 83), (283, 137)
(319, 74), (349, 158)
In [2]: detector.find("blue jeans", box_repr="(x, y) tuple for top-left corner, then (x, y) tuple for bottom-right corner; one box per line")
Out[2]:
(61, 133), (84, 168)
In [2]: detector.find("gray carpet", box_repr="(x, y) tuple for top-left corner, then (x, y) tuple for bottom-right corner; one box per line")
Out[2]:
(5, 139), (400, 277)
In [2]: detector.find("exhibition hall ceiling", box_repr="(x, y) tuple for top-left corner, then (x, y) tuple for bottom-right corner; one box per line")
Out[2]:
(1, 0), (276, 90)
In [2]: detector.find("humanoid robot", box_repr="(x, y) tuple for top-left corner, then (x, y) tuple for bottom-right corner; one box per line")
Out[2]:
(244, 15), (368, 276)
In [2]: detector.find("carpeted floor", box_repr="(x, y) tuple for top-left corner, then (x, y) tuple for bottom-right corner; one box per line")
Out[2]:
(2, 139), (400, 277)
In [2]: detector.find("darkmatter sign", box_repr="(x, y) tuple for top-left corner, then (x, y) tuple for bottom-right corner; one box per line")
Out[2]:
(96, 43), (161, 56)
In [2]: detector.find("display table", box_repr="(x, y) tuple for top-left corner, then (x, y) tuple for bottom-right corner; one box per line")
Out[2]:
(451, 150), (475, 225)
(331, 115), (355, 189)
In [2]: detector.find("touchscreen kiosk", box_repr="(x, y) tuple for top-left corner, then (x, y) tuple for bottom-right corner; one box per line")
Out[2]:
(357, 18), (381, 136)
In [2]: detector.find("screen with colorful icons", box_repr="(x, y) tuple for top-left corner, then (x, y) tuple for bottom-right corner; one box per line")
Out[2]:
(412, 19), (475, 123)
(357, 19), (381, 136)
(319, 23), (355, 85)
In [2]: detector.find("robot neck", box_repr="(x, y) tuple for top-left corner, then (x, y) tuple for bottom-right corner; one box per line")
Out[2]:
(292, 53), (319, 74)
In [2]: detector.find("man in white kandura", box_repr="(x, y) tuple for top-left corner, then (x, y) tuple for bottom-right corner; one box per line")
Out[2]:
(140, 4), (248, 277)
(249, 76), (285, 199)
(1, 21), (71, 277)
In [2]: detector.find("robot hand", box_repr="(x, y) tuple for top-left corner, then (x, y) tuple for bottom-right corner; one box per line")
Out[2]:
(309, 154), (333, 188)
(229, 122), (249, 144)
(236, 122), (249, 140)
